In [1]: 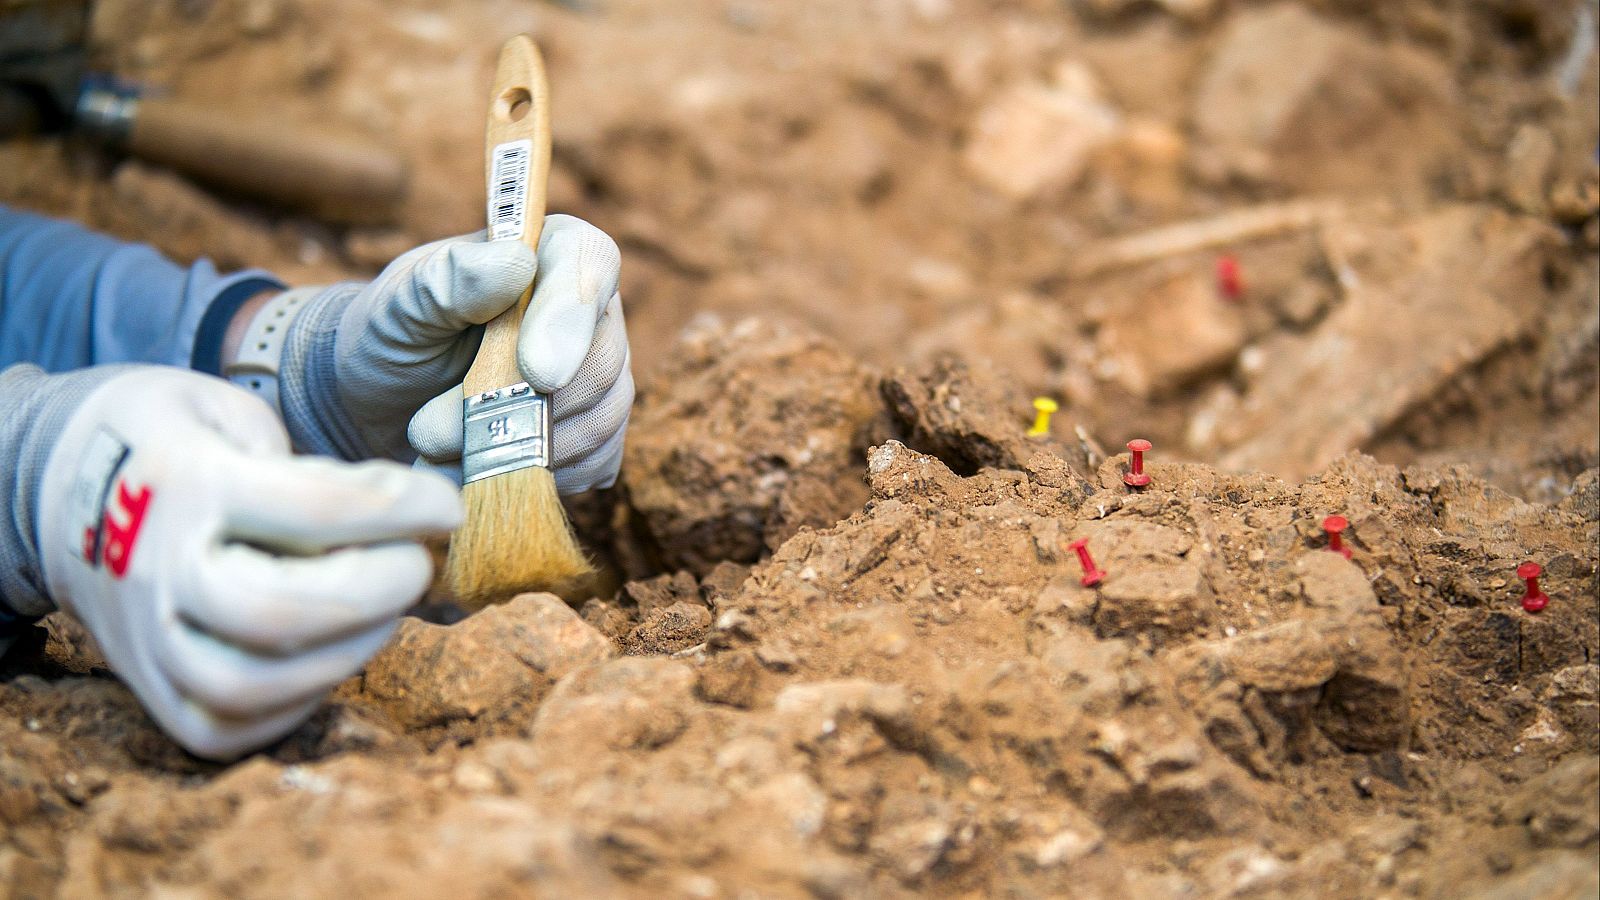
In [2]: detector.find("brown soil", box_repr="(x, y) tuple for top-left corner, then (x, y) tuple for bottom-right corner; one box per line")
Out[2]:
(2, 0), (1598, 897)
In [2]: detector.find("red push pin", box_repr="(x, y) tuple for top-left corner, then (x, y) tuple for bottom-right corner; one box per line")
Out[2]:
(1216, 254), (1243, 302)
(1322, 515), (1352, 560)
(1069, 538), (1105, 587)
(1518, 562), (1548, 613)
(1123, 439), (1152, 488)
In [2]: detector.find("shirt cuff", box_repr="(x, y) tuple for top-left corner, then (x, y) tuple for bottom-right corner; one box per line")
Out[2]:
(190, 274), (287, 376)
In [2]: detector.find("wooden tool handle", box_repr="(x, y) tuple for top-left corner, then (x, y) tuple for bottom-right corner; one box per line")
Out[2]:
(126, 96), (408, 225)
(464, 35), (553, 395)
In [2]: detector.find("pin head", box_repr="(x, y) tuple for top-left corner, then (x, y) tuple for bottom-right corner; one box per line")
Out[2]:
(1518, 561), (1549, 612)
(1216, 254), (1243, 301)
(1321, 515), (1352, 559)
(1028, 397), (1060, 437)
(1123, 438), (1152, 487)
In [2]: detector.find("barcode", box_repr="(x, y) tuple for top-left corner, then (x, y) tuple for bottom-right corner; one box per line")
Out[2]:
(488, 139), (532, 241)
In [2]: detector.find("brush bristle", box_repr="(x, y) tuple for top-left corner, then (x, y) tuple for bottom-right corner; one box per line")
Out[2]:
(446, 466), (592, 609)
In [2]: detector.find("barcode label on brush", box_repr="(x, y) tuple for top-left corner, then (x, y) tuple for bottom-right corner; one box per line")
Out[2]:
(488, 139), (532, 241)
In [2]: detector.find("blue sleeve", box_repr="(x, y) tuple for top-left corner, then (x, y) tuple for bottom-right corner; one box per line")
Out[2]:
(0, 204), (284, 375)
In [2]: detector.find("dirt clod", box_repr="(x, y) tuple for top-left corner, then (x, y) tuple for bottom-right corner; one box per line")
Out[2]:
(352, 593), (613, 737)
(622, 317), (883, 575)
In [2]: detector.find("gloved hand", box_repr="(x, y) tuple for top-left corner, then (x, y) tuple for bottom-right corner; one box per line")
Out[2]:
(33, 366), (461, 760)
(275, 214), (632, 495)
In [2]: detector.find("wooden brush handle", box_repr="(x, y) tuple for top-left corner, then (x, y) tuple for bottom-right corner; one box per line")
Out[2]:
(465, 35), (553, 395)
(126, 96), (409, 225)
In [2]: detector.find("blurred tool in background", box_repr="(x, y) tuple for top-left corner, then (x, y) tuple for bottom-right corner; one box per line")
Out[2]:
(0, 0), (407, 224)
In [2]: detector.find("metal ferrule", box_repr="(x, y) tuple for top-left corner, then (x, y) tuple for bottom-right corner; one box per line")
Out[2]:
(461, 382), (551, 484)
(74, 86), (138, 147)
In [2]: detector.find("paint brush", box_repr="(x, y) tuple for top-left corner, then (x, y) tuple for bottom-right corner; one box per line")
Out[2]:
(445, 34), (592, 607)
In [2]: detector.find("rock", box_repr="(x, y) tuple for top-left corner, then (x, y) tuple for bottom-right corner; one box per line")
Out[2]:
(1084, 520), (1196, 561)
(1295, 551), (1377, 617)
(1272, 278), (1333, 328)
(709, 608), (760, 648)
(773, 680), (913, 750)
(1316, 631), (1409, 752)
(1216, 620), (1339, 694)
(1093, 560), (1211, 645)
(865, 440), (967, 503)
(578, 598), (635, 641)
(1441, 608), (1523, 685)
(269, 704), (409, 763)
(1101, 118), (1190, 212)
(1076, 709), (1263, 840)
(1027, 821), (1104, 868)
(1217, 206), (1559, 479)
(1199, 847), (1292, 897)
(1541, 665), (1600, 746)
(905, 291), (1078, 403)
(1501, 123), (1557, 214)
(779, 105), (895, 204)
(1035, 575), (1098, 627)
(1544, 664), (1600, 704)
(747, 772), (829, 841)
(1292, 554), (1410, 750)
(1504, 756), (1599, 850)
(38, 612), (106, 674)
(357, 594), (613, 731)
(882, 354), (1092, 476)
(1167, 600), (1407, 764)
(694, 649), (767, 708)
(1520, 616), (1590, 675)
(962, 64), (1121, 200)
(175, 759), (624, 897)
(1096, 271), (1247, 398)
(1063, 520), (1210, 646)
(868, 816), (954, 882)
(622, 571), (703, 615)
(623, 318), (882, 575)
(699, 561), (752, 610)
(1557, 468), (1599, 522)
(1169, 553), (1413, 754)
(1192, 5), (1463, 194)
(530, 657), (697, 753)
(1463, 852), (1600, 900)
(1549, 171), (1599, 226)
(622, 601), (713, 656)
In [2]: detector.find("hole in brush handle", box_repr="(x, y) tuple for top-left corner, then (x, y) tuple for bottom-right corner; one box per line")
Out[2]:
(497, 87), (532, 123)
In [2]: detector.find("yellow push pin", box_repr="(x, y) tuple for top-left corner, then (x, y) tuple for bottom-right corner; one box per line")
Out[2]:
(1028, 397), (1059, 437)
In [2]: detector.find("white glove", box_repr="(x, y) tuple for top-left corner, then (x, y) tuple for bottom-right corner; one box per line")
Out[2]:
(276, 214), (633, 495)
(35, 367), (461, 760)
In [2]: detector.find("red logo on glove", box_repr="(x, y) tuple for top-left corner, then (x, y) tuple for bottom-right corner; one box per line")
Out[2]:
(82, 480), (153, 578)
